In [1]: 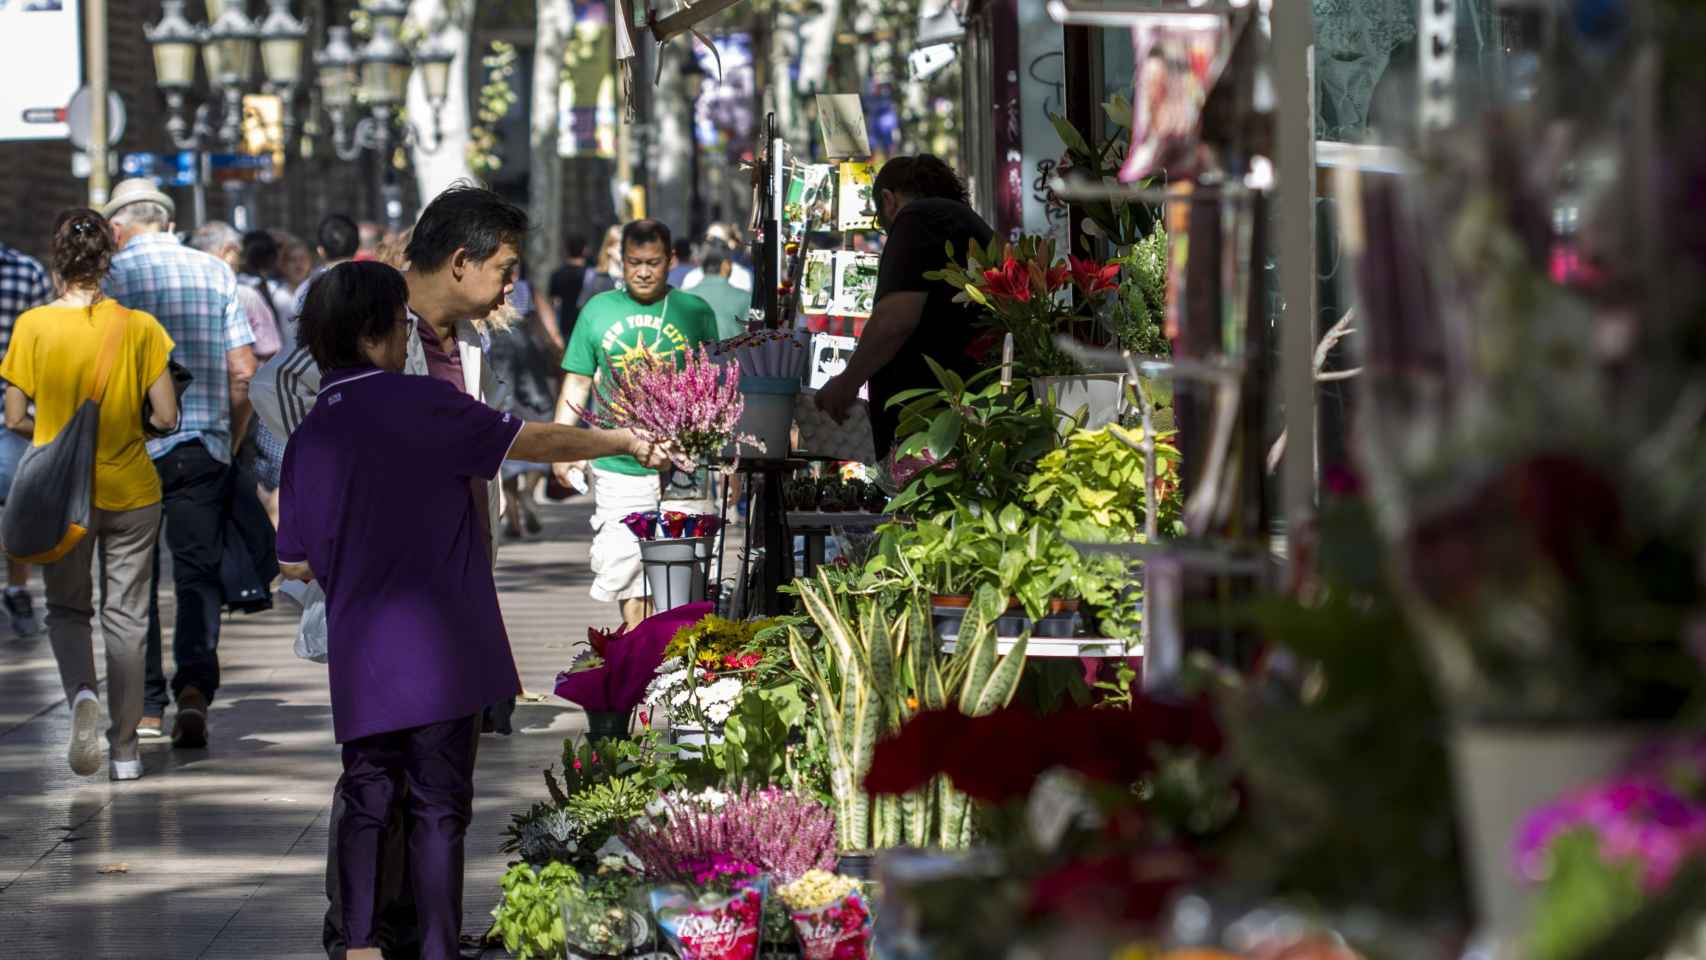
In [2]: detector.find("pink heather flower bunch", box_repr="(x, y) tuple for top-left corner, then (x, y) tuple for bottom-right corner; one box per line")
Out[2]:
(582, 346), (760, 465)
(1515, 739), (1706, 892)
(620, 788), (837, 889)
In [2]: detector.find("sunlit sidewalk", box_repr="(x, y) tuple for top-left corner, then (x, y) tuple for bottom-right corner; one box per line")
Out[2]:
(0, 500), (611, 960)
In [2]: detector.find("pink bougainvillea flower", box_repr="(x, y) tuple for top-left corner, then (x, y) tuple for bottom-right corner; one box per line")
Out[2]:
(1069, 256), (1121, 298)
(982, 258), (1033, 303)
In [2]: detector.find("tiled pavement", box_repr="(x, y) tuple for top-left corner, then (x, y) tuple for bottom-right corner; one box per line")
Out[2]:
(0, 500), (640, 959)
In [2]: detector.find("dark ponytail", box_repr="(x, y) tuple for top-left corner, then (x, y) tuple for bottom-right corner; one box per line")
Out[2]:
(51, 208), (117, 292)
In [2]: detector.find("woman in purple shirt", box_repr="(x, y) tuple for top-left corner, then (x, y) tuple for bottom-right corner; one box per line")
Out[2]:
(277, 262), (670, 960)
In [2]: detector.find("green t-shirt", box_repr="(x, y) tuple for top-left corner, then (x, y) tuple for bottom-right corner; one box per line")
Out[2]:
(563, 287), (717, 475)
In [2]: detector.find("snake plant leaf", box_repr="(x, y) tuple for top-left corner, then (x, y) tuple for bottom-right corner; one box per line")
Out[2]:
(970, 633), (1029, 717)
(801, 572), (872, 686)
(956, 585), (1004, 713)
(863, 591), (897, 697)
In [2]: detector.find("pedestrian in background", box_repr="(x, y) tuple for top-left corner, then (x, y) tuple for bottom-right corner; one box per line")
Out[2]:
(1, 208), (179, 780)
(0, 239), (54, 637)
(541, 231), (589, 350)
(553, 219), (718, 628)
(298, 214), (361, 303)
(102, 178), (258, 749)
(683, 243), (752, 339)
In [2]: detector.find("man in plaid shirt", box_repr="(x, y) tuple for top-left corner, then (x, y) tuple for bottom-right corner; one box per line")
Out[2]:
(0, 241), (53, 637)
(102, 179), (258, 749)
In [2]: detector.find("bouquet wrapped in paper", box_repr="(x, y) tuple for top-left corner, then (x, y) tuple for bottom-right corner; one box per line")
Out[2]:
(650, 868), (769, 960)
(553, 602), (715, 714)
(777, 870), (872, 960)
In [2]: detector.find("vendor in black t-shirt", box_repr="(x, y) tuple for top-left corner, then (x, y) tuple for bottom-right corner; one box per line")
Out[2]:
(815, 155), (995, 459)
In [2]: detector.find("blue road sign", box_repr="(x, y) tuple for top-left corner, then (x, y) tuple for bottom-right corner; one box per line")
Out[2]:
(121, 151), (197, 188)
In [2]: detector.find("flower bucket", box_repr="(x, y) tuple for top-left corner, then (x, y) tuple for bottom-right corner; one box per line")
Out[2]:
(1450, 724), (1649, 940)
(725, 376), (800, 460)
(1032, 374), (1127, 430)
(585, 709), (634, 742)
(641, 536), (711, 612)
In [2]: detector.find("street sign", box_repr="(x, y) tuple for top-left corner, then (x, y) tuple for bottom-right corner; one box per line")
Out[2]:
(208, 152), (274, 184)
(121, 151), (197, 188)
(66, 87), (126, 151)
(0, 0), (81, 141)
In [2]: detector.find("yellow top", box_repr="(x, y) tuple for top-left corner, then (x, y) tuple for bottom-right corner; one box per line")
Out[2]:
(0, 299), (175, 512)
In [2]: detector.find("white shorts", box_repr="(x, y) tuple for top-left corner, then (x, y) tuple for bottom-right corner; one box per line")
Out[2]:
(587, 466), (713, 603)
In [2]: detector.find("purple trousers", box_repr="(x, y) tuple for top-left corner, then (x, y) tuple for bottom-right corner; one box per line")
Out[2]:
(336, 714), (479, 960)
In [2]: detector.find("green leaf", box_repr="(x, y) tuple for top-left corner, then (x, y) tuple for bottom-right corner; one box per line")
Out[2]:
(971, 635), (1029, 716)
(926, 410), (964, 460)
(1050, 112), (1092, 158)
(998, 503), (1025, 535)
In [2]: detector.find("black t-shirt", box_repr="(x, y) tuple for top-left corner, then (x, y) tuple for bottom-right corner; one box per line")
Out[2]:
(547, 263), (587, 342)
(868, 198), (995, 458)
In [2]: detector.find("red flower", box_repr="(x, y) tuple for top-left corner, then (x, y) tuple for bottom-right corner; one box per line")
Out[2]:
(864, 699), (1223, 804)
(1028, 847), (1206, 925)
(587, 623), (629, 657)
(1043, 262), (1072, 293)
(1069, 256), (1120, 298)
(982, 258), (1032, 303)
(964, 329), (1002, 362)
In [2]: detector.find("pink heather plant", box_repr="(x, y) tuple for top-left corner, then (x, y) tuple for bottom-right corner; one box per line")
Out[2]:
(581, 346), (762, 466)
(621, 789), (838, 888)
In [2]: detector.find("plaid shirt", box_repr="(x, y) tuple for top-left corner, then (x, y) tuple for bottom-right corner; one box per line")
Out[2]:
(105, 233), (254, 463)
(0, 243), (54, 365)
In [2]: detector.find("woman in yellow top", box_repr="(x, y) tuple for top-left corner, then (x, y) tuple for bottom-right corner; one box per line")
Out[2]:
(0, 208), (179, 781)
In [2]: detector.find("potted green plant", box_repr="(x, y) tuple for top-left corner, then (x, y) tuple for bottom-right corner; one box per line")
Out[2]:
(886, 361), (1063, 519)
(784, 475), (820, 512)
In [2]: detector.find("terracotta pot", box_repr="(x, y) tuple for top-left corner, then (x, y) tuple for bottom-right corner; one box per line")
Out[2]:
(931, 594), (972, 609)
(1049, 598), (1081, 614)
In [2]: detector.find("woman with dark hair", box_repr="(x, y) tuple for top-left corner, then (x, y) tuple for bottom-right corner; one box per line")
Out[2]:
(277, 261), (671, 960)
(0, 208), (179, 781)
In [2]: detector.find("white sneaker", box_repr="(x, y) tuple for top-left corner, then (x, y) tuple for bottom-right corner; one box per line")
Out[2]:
(109, 757), (143, 781)
(67, 691), (102, 777)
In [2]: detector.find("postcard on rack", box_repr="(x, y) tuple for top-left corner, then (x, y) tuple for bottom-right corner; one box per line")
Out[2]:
(784, 164), (837, 239)
(828, 251), (881, 317)
(799, 250), (836, 314)
(816, 93), (871, 160)
(837, 162), (878, 232)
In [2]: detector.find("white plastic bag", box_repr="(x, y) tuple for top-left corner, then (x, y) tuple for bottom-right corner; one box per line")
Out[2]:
(278, 579), (328, 664)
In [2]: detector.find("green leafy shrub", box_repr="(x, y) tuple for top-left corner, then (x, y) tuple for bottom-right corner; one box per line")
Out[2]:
(491, 862), (578, 959)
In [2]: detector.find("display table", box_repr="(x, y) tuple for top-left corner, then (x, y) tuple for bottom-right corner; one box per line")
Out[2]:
(937, 635), (1142, 658)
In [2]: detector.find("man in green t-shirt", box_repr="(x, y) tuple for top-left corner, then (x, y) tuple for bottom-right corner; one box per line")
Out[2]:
(552, 219), (717, 626)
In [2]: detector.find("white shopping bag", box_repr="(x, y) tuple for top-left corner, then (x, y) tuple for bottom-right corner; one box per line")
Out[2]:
(279, 579), (328, 664)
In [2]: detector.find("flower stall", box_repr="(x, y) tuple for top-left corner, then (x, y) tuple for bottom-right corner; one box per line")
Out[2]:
(484, 3), (1706, 960)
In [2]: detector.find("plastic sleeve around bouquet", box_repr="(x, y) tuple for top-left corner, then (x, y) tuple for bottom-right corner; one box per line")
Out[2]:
(651, 879), (769, 960)
(788, 888), (872, 960)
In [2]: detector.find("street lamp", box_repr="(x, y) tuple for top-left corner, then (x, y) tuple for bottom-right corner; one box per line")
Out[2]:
(257, 0), (309, 148)
(315, 10), (452, 162)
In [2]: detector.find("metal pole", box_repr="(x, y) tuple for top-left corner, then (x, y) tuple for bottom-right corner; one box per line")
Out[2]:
(86, 0), (110, 206)
(1271, 4), (1318, 564)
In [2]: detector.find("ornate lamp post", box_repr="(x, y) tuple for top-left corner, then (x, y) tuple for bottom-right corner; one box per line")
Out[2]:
(257, 0), (309, 146)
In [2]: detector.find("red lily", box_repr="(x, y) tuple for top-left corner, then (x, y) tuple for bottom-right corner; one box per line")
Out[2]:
(1043, 262), (1072, 293)
(1070, 256), (1120, 298)
(587, 623), (629, 657)
(982, 258), (1032, 303)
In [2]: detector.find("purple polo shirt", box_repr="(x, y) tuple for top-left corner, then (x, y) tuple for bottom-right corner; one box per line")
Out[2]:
(277, 365), (526, 743)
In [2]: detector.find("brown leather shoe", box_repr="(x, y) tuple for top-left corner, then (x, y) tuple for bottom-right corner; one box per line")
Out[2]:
(172, 687), (209, 748)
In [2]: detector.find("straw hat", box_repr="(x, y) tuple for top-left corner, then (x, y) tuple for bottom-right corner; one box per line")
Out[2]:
(100, 178), (176, 220)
